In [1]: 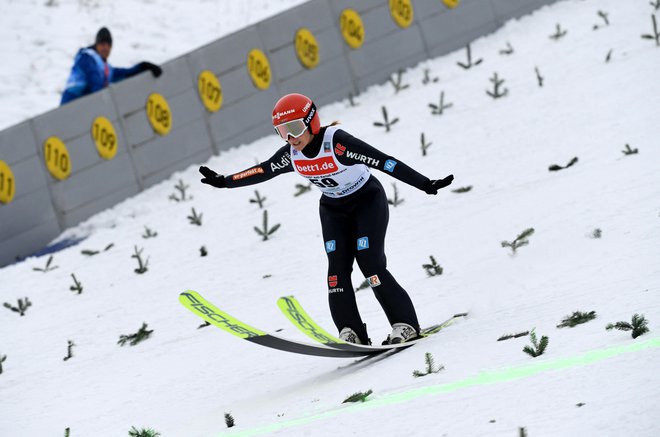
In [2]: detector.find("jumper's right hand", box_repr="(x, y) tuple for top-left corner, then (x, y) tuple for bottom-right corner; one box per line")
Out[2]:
(199, 166), (226, 188)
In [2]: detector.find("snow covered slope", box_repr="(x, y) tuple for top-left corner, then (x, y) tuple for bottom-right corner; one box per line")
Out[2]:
(1, 0), (659, 436)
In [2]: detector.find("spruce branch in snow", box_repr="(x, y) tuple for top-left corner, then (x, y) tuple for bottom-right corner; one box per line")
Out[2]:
(118, 323), (154, 347)
(388, 69), (410, 93)
(486, 72), (508, 99)
(622, 144), (639, 155)
(169, 179), (192, 202)
(549, 23), (568, 40)
(605, 49), (613, 63)
(606, 314), (649, 339)
(142, 226), (158, 239)
(342, 389), (373, 403)
(457, 43), (483, 69)
(523, 329), (549, 357)
(641, 15), (660, 46)
(132, 246), (149, 274)
(497, 331), (529, 341)
(0, 354), (6, 374)
(81, 243), (114, 255)
(452, 186), (473, 193)
(187, 207), (203, 226)
(593, 10), (610, 30)
(294, 183), (312, 196)
(387, 183), (405, 207)
(501, 228), (535, 254)
(412, 352), (444, 377)
(428, 91), (453, 115)
(63, 340), (75, 361)
(652, 1), (660, 12)
(590, 228), (603, 239)
(535, 66), (544, 87)
(499, 41), (514, 55)
(32, 255), (58, 272)
(374, 106), (399, 132)
(254, 210), (281, 241)
(200, 246), (208, 257)
(557, 311), (597, 328)
(422, 255), (443, 277)
(422, 68), (439, 85)
(69, 274), (83, 294)
(224, 412), (235, 428)
(549, 156), (578, 171)
(373, 106), (399, 132)
(250, 190), (266, 208)
(64, 427), (70, 437)
(519, 427), (528, 437)
(128, 426), (161, 437)
(420, 133), (432, 156)
(3, 297), (32, 316)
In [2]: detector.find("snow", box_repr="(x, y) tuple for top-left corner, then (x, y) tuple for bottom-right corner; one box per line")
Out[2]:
(1, 0), (659, 436)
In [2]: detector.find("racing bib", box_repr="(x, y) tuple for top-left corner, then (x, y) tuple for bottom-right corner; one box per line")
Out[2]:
(291, 126), (370, 198)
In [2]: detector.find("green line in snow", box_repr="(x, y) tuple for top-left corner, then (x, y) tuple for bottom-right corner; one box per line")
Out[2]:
(221, 337), (660, 437)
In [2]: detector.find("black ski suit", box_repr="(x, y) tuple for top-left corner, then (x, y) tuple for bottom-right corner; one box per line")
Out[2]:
(219, 126), (434, 344)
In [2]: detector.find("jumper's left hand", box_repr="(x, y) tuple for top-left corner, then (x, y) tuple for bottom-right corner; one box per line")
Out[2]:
(424, 174), (454, 195)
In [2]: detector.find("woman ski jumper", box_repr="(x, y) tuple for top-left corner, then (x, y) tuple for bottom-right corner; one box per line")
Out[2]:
(199, 93), (454, 345)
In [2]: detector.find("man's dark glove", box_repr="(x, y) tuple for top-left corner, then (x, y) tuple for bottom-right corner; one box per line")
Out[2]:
(423, 174), (454, 195)
(139, 61), (162, 78)
(199, 166), (226, 188)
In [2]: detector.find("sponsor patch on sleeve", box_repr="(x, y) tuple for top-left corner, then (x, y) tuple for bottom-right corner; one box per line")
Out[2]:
(384, 159), (398, 173)
(367, 275), (381, 287)
(232, 166), (265, 181)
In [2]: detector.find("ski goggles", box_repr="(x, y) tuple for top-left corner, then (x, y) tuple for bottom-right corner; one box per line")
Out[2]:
(273, 118), (307, 140)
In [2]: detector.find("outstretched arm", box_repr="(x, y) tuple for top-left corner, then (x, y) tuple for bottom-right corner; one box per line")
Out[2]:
(200, 145), (294, 189)
(333, 129), (453, 194)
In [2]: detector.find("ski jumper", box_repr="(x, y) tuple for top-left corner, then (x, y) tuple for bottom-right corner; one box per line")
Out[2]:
(224, 126), (431, 344)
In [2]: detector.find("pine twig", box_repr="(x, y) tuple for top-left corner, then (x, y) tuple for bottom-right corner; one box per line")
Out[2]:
(343, 389), (373, 403)
(412, 352), (444, 377)
(132, 246), (149, 274)
(388, 69), (410, 93)
(641, 14), (660, 46)
(63, 340), (75, 361)
(294, 183), (312, 196)
(486, 72), (508, 99)
(422, 68), (439, 85)
(187, 207), (203, 226)
(250, 190), (266, 208)
(254, 210), (281, 241)
(422, 255), (443, 277)
(420, 133), (432, 156)
(622, 144), (638, 155)
(387, 183), (405, 207)
(224, 413), (235, 428)
(3, 298), (32, 316)
(373, 106), (399, 132)
(142, 226), (158, 239)
(501, 228), (535, 255)
(457, 43), (483, 69)
(69, 274), (83, 294)
(606, 314), (649, 338)
(33, 255), (58, 272)
(557, 311), (597, 328)
(549, 156), (578, 172)
(428, 91), (453, 115)
(549, 23), (568, 40)
(522, 329), (549, 357)
(118, 323), (154, 347)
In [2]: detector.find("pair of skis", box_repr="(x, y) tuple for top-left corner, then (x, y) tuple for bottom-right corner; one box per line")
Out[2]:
(179, 290), (466, 358)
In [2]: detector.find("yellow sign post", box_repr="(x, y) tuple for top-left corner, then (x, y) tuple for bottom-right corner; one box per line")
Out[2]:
(43, 136), (71, 180)
(146, 93), (172, 136)
(0, 160), (15, 204)
(198, 70), (223, 113)
(340, 9), (365, 49)
(295, 28), (320, 69)
(247, 49), (271, 90)
(91, 116), (118, 160)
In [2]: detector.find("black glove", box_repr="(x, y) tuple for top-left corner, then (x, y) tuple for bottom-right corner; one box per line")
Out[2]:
(139, 61), (162, 78)
(199, 166), (226, 188)
(423, 174), (454, 195)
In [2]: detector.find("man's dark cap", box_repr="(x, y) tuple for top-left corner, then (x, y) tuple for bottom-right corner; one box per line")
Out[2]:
(95, 27), (112, 46)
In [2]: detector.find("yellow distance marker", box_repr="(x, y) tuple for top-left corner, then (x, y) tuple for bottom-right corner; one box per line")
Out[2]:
(443, 0), (461, 9)
(389, 0), (414, 29)
(43, 136), (71, 180)
(198, 70), (223, 113)
(247, 48), (271, 90)
(340, 9), (365, 49)
(91, 116), (118, 160)
(0, 160), (16, 204)
(146, 93), (172, 136)
(295, 28), (320, 69)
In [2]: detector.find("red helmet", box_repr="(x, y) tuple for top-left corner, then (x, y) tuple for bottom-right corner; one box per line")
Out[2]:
(272, 93), (320, 136)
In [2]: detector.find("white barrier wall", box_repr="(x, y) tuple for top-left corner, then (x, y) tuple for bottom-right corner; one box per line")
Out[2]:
(0, 0), (557, 267)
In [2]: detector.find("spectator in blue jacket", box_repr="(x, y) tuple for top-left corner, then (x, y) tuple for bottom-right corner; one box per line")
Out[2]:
(60, 27), (162, 105)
